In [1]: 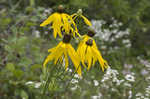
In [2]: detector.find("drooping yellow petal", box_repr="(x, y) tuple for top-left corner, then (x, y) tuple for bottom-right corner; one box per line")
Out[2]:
(64, 48), (69, 70)
(48, 42), (63, 52)
(81, 15), (92, 26)
(61, 13), (79, 37)
(77, 39), (87, 68)
(40, 13), (58, 27)
(91, 46), (108, 71)
(92, 55), (97, 66)
(61, 14), (70, 33)
(92, 39), (98, 49)
(51, 13), (63, 38)
(53, 44), (65, 64)
(67, 44), (82, 76)
(86, 47), (92, 70)
(43, 53), (54, 67)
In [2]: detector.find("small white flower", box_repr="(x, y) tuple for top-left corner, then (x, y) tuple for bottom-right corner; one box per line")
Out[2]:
(74, 74), (80, 78)
(44, 31), (48, 35)
(111, 88), (117, 92)
(136, 92), (142, 97)
(118, 22), (123, 26)
(122, 39), (130, 44)
(146, 76), (150, 81)
(67, 68), (72, 72)
(25, 81), (34, 85)
(71, 79), (78, 84)
(144, 97), (149, 99)
(124, 82), (132, 87)
(128, 90), (132, 99)
(33, 30), (40, 38)
(116, 79), (124, 86)
(125, 43), (131, 48)
(91, 96), (100, 99)
(125, 74), (135, 82)
(35, 82), (41, 88)
(71, 85), (78, 91)
(145, 93), (149, 97)
(145, 85), (150, 94)
(136, 98), (141, 99)
(93, 80), (99, 86)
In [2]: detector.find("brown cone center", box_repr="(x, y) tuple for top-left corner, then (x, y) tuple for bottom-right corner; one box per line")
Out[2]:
(63, 34), (72, 43)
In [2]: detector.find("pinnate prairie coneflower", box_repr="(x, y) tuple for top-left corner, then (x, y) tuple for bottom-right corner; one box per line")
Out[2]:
(43, 34), (82, 76)
(77, 29), (108, 71)
(40, 5), (78, 38)
(71, 9), (92, 26)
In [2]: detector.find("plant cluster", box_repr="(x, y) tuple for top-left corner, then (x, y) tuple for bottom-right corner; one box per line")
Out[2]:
(41, 5), (108, 76)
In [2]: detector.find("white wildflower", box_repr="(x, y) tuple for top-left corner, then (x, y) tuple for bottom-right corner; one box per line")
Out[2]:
(74, 74), (79, 78)
(128, 90), (132, 99)
(34, 82), (41, 88)
(93, 80), (99, 86)
(125, 74), (135, 82)
(71, 85), (78, 91)
(124, 82), (132, 87)
(125, 43), (131, 48)
(25, 81), (34, 85)
(136, 92), (143, 97)
(71, 79), (78, 84)
(91, 93), (102, 99)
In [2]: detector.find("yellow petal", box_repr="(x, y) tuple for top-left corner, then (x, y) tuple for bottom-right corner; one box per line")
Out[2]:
(91, 47), (108, 71)
(77, 40), (87, 68)
(64, 50), (69, 70)
(40, 13), (58, 27)
(92, 56), (97, 66)
(67, 44), (82, 76)
(53, 42), (65, 64)
(51, 14), (63, 38)
(43, 54), (54, 67)
(48, 42), (63, 52)
(71, 13), (78, 20)
(81, 15), (92, 26)
(44, 42), (64, 67)
(61, 14), (70, 33)
(86, 47), (92, 70)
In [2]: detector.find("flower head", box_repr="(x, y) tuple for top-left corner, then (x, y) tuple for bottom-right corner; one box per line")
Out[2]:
(40, 5), (78, 38)
(43, 34), (81, 76)
(71, 9), (92, 26)
(77, 29), (108, 71)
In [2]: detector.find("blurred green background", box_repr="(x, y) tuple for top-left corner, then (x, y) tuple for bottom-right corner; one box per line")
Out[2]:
(0, 0), (150, 99)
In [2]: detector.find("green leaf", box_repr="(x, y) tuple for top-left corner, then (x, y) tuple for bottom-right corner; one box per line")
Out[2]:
(6, 63), (15, 72)
(21, 90), (28, 99)
(4, 45), (12, 52)
(13, 69), (24, 78)
(31, 64), (41, 70)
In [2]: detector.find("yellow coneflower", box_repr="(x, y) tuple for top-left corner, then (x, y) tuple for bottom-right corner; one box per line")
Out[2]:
(43, 34), (81, 76)
(77, 30), (108, 71)
(40, 5), (78, 38)
(71, 9), (92, 26)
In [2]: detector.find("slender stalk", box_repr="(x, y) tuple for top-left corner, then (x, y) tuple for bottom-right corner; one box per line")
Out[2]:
(65, 65), (80, 90)
(42, 65), (55, 98)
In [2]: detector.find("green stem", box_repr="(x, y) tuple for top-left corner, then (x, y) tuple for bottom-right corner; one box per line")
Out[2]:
(65, 65), (80, 90)
(42, 65), (55, 98)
